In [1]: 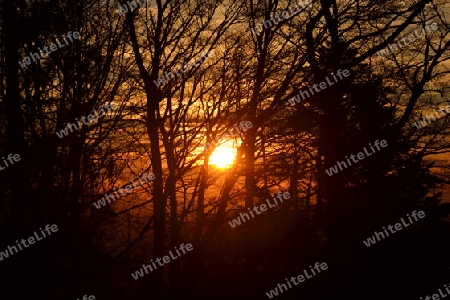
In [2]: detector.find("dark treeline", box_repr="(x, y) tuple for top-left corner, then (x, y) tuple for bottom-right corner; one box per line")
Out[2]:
(1, 0), (450, 299)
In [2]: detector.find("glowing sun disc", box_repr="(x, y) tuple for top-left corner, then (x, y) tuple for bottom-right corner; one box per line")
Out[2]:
(209, 140), (237, 169)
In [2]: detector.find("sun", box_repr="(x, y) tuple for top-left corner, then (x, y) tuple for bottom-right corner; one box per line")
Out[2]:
(209, 140), (237, 169)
